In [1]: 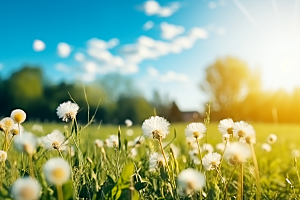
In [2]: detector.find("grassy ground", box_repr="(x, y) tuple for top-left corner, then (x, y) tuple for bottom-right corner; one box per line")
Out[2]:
(5, 121), (300, 199)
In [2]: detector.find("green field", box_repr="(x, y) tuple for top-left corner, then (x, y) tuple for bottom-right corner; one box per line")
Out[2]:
(15, 121), (300, 199)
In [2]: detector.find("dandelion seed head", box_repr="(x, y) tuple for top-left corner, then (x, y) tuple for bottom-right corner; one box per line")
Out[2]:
(202, 152), (221, 171)
(14, 133), (37, 155)
(201, 143), (214, 154)
(177, 169), (205, 195)
(267, 134), (277, 144)
(125, 119), (133, 127)
(126, 129), (134, 136)
(0, 150), (7, 162)
(224, 142), (251, 165)
(56, 101), (79, 122)
(11, 177), (41, 200)
(142, 116), (170, 140)
(11, 109), (26, 124)
(185, 123), (206, 139)
(292, 149), (300, 157)
(0, 117), (14, 132)
(233, 121), (256, 143)
(44, 130), (67, 151)
(261, 143), (272, 152)
(149, 152), (168, 171)
(94, 139), (103, 148)
(43, 158), (70, 185)
(218, 118), (234, 138)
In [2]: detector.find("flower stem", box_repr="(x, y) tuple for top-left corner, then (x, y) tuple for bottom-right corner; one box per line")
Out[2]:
(218, 139), (228, 171)
(224, 165), (237, 199)
(195, 138), (203, 170)
(250, 144), (261, 200)
(6, 135), (15, 152)
(57, 149), (64, 159)
(28, 154), (35, 178)
(237, 163), (243, 200)
(56, 184), (64, 200)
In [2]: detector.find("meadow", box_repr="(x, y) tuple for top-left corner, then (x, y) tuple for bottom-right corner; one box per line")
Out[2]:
(2, 106), (300, 200)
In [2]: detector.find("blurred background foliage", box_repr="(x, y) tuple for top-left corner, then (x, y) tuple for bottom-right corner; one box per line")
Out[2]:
(1, 56), (300, 124)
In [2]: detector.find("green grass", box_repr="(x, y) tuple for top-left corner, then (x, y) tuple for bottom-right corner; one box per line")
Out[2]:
(3, 121), (300, 199)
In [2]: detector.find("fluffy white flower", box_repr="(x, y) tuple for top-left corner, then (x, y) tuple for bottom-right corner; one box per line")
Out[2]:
(186, 137), (198, 150)
(233, 121), (256, 144)
(142, 116), (170, 140)
(0, 150), (7, 162)
(149, 152), (169, 171)
(14, 133), (37, 155)
(267, 134), (277, 144)
(10, 123), (23, 136)
(189, 150), (201, 165)
(224, 142), (251, 165)
(292, 149), (300, 157)
(32, 124), (43, 133)
(125, 119), (133, 127)
(106, 135), (118, 148)
(129, 148), (138, 158)
(185, 123), (206, 139)
(43, 157), (70, 185)
(0, 117), (14, 133)
(218, 118), (234, 139)
(126, 129), (134, 136)
(261, 143), (272, 152)
(11, 177), (41, 200)
(202, 143), (214, 154)
(56, 101), (79, 122)
(94, 139), (104, 148)
(202, 152), (221, 171)
(177, 169), (205, 195)
(11, 109), (26, 124)
(44, 130), (68, 151)
(215, 142), (227, 152)
(133, 136), (145, 146)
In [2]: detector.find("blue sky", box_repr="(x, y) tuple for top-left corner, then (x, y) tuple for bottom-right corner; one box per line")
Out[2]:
(1, 0), (300, 111)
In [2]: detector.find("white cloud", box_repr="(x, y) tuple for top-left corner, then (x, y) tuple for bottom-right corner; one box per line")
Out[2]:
(143, 21), (154, 30)
(88, 38), (119, 50)
(57, 42), (72, 58)
(147, 66), (189, 82)
(33, 39), (46, 52)
(160, 22), (185, 40)
(147, 66), (159, 77)
(55, 63), (70, 73)
(121, 27), (208, 64)
(208, 0), (226, 9)
(74, 52), (85, 61)
(143, 1), (181, 17)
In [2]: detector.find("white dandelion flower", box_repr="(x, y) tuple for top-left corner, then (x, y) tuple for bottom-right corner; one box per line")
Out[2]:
(0, 150), (7, 162)
(10, 123), (23, 136)
(185, 123), (206, 139)
(43, 157), (70, 185)
(125, 119), (133, 127)
(218, 118), (234, 139)
(186, 137), (198, 150)
(261, 143), (272, 152)
(11, 177), (41, 200)
(133, 136), (145, 146)
(11, 109), (26, 124)
(142, 116), (170, 140)
(233, 121), (256, 143)
(94, 139), (104, 148)
(224, 142), (251, 166)
(129, 148), (138, 158)
(56, 101), (79, 122)
(107, 135), (118, 148)
(44, 130), (68, 151)
(0, 117), (14, 133)
(202, 152), (221, 171)
(292, 149), (300, 157)
(215, 142), (228, 152)
(177, 168), (205, 195)
(14, 133), (37, 155)
(267, 134), (277, 144)
(126, 129), (134, 136)
(32, 124), (43, 133)
(202, 143), (214, 154)
(149, 152), (168, 171)
(189, 150), (201, 165)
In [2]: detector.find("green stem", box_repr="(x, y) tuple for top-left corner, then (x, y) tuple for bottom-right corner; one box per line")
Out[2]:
(195, 138), (203, 170)
(56, 184), (64, 200)
(224, 165), (237, 200)
(237, 163), (243, 200)
(250, 144), (261, 200)
(28, 154), (35, 178)
(57, 149), (64, 159)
